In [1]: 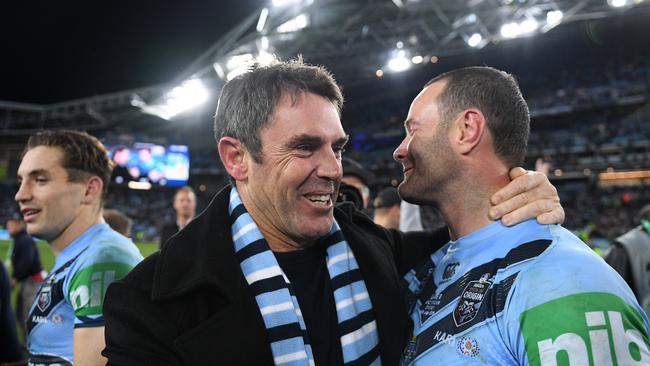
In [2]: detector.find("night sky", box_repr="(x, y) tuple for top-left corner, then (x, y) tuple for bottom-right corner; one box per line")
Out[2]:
(1, 1), (263, 104)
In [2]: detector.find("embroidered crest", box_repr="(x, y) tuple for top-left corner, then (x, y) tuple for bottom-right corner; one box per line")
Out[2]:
(453, 273), (492, 327)
(457, 336), (480, 357)
(37, 284), (52, 312)
(442, 262), (460, 281)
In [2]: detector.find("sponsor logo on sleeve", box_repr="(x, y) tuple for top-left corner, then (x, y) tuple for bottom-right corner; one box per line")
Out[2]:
(521, 292), (650, 365)
(67, 262), (133, 316)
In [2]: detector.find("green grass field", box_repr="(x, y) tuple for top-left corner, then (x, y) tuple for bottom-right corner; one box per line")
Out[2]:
(0, 239), (159, 347)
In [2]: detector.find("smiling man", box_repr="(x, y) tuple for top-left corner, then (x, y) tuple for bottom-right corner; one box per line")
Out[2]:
(396, 67), (650, 365)
(102, 59), (565, 366)
(15, 130), (143, 366)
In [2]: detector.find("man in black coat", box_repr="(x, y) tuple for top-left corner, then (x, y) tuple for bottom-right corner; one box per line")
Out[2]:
(7, 216), (43, 337)
(103, 59), (563, 366)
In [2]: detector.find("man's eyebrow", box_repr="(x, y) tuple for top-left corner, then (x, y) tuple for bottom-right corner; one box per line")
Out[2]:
(18, 168), (49, 180)
(286, 134), (324, 149)
(334, 135), (350, 147)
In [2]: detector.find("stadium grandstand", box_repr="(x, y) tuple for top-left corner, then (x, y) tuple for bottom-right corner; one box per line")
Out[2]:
(1, 0), (649, 247)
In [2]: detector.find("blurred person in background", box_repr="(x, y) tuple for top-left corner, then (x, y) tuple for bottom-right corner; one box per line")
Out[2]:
(6, 215), (43, 339)
(605, 204), (650, 315)
(159, 186), (196, 248)
(103, 209), (133, 238)
(341, 158), (374, 210)
(15, 130), (143, 366)
(0, 261), (25, 365)
(373, 187), (402, 230)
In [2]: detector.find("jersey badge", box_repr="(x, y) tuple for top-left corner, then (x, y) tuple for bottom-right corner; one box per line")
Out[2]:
(453, 273), (492, 327)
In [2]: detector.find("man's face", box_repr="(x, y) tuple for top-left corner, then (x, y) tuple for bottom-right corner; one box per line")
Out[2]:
(15, 146), (88, 242)
(6, 220), (23, 236)
(393, 81), (460, 205)
(173, 190), (196, 218)
(243, 92), (348, 245)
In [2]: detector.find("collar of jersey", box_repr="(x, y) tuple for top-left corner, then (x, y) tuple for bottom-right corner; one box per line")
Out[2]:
(53, 223), (109, 271)
(446, 219), (539, 254)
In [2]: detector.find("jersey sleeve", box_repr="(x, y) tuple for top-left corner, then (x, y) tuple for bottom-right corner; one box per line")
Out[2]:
(502, 230), (650, 366)
(66, 244), (141, 328)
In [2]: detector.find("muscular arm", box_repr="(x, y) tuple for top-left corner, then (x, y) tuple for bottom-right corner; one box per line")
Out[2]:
(74, 327), (107, 366)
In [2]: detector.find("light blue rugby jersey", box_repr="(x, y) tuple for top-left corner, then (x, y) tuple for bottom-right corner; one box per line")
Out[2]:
(27, 223), (142, 366)
(402, 219), (650, 366)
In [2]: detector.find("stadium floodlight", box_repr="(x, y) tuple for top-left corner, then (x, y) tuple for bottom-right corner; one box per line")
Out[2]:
(500, 17), (539, 39)
(257, 50), (275, 66)
(411, 55), (424, 64)
(500, 22), (521, 38)
(607, 0), (630, 7)
(257, 8), (269, 32)
(277, 13), (309, 33)
(137, 78), (210, 120)
(163, 78), (210, 118)
(272, 0), (301, 7)
(520, 18), (539, 33)
(467, 33), (483, 48)
(387, 50), (411, 72)
(546, 10), (563, 26)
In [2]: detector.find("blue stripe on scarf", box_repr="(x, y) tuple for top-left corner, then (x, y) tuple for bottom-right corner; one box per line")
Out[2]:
(229, 187), (380, 366)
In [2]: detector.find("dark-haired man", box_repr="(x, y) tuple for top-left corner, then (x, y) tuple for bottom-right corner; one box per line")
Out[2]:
(16, 130), (143, 366)
(159, 186), (196, 248)
(103, 59), (564, 366)
(396, 66), (650, 365)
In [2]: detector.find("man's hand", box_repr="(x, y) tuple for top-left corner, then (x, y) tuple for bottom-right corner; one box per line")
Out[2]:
(489, 167), (564, 226)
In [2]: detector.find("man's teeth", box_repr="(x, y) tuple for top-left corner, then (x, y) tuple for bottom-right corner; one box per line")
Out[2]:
(308, 195), (330, 204)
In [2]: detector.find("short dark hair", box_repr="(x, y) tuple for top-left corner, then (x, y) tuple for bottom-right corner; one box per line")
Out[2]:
(213, 57), (344, 163)
(425, 66), (530, 167)
(22, 130), (114, 198)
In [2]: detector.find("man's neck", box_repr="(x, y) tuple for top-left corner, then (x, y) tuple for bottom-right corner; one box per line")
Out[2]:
(439, 165), (510, 241)
(176, 215), (192, 229)
(50, 207), (103, 253)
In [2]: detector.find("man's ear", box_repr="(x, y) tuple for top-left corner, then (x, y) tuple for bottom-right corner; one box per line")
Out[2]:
(453, 108), (487, 155)
(218, 137), (249, 181)
(82, 176), (103, 203)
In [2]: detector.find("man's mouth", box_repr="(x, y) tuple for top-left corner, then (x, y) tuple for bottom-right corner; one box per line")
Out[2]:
(306, 194), (332, 206)
(21, 208), (41, 222)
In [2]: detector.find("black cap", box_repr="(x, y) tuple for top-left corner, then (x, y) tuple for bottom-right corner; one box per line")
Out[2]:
(373, 187), (401, 209)
(342, 158), (375, 187)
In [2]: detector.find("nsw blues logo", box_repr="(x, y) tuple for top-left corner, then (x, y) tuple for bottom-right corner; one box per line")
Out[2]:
(36, 283), (52, 312)
(453, 273), (492, 327)
(442, 262), (460, 282)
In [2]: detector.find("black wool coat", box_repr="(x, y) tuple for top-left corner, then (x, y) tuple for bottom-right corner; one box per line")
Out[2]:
(103, 186), (448, 366)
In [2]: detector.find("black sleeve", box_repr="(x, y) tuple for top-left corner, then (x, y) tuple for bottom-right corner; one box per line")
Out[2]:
(103, 277), (183, 365)
(603, 243), (636, 295)
(11, 236), (36, 281)
(388, 227), (450, 276)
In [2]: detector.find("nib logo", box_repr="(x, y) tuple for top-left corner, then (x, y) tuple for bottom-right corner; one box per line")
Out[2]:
(521, 293), (650, 366)
(538, 311), (649, 365)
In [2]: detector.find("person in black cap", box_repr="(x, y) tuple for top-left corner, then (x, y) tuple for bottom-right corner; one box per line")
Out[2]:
(341, 158), (375, 210)
(373, 186), (402, 230)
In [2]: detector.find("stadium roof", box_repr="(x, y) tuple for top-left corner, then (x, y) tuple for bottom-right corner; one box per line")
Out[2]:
(1, 0), (649, 140)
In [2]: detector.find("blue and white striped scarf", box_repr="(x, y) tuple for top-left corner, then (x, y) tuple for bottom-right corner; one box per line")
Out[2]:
(229, 188), (381, 366)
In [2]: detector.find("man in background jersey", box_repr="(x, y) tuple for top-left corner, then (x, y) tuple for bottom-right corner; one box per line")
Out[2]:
(15, 130), (143, 366)
(394, 66), (650, 365)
